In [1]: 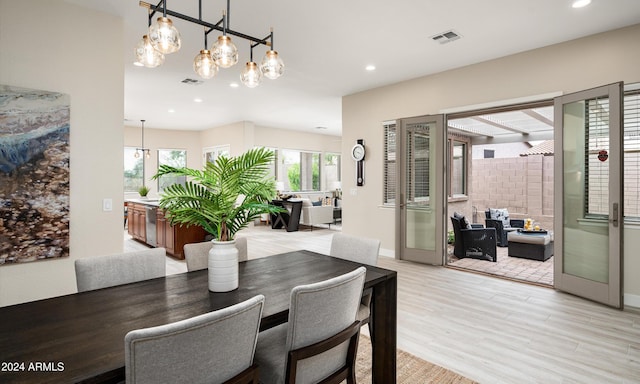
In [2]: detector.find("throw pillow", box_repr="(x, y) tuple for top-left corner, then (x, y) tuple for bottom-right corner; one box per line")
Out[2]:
(497, 208), (510, 228)
(312, 201), (322, 206)
(463, 216), (472, 229)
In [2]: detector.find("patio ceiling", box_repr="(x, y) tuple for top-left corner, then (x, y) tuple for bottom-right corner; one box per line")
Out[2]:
(448, 105), (554, 144)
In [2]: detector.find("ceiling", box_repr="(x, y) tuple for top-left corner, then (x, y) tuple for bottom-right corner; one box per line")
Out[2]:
(69, 0), (640, 136)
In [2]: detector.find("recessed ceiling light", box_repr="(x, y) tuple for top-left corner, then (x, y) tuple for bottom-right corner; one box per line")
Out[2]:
(194, 98), (203, 103)
(365, 65), (376, 71)
(168, 109), (175, 113)
(572, 0), (591, 8)
(230, 82), (239, 88)
(315, 126), (328, 130)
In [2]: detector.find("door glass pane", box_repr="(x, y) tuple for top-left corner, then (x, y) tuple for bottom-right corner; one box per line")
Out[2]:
(404, 122), (435, 251)
(562, 97), (609, 283)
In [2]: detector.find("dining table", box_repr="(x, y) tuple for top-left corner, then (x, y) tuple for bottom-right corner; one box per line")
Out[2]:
(0, 249), (397, 384)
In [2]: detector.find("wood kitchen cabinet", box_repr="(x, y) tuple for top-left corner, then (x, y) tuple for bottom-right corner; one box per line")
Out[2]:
(127, 202), (146, 243)
(127, 201), (206, 259)
(156, 209), (206, 260)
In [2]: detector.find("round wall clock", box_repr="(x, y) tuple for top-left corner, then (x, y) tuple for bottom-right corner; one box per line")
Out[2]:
(352, 139), (365, 186)
(351, 143), (366, 161)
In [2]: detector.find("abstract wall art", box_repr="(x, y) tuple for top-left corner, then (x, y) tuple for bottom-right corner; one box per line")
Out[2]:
(0, 85), (70, 265)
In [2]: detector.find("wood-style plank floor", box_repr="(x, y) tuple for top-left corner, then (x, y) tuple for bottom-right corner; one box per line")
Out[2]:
(124, 225), (640, 383)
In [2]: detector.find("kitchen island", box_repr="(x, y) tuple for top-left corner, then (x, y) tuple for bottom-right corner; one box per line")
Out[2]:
(126, 199), (206, 259)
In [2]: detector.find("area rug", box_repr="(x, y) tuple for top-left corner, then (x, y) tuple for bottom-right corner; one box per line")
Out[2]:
(355, 335), (477, 384)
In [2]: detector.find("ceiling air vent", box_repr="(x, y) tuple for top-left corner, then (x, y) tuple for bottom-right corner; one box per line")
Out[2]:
(431, 30), (461, 44)
(181, 78), (204, 85)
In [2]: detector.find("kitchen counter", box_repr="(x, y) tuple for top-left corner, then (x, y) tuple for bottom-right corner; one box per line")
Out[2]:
(126, 199), (206, 259)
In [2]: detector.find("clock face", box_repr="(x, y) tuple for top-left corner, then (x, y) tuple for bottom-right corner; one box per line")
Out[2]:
(352, 144), (365, 161)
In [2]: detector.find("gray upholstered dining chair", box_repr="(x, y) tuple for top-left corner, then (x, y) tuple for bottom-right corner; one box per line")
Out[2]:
(254, 266), (366, 384)
(183, 236), (248, 272)
(74, 248), (166, 292)
(125, 294), (265, 384)
(330, 233), (380, 330)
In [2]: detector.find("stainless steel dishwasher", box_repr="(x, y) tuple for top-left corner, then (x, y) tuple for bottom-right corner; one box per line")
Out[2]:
(145, 205), (157, 247)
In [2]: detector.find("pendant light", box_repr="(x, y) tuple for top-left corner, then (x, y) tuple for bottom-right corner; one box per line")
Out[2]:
(137, 1), (284, 87)
(148, 1), (181, 54)
(135, 35), (165, 68)
(193, 27), (218, 79)
(135, 120), (151, 159)
(260, 28), (284, 80)
(240, 45), (262, 88)
(211, 10), (238, 68)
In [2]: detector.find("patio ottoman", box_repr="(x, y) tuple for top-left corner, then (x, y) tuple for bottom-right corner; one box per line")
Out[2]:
(507, 231), (554, 261)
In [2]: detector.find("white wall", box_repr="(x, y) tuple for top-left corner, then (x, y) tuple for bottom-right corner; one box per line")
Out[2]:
(342, 24), (640, 301)
(0, 0), (124, 306)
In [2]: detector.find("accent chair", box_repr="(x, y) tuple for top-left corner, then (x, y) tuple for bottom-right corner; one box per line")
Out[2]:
(253, 267), (366, 384)
(74, 248), (166, 292)
(184, 236), (248, 272)
(125, 295), (265, 384)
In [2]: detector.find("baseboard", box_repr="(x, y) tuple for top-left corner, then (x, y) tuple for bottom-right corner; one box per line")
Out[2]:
(624, 293), (640, 309)
(379, 248), (395, 258)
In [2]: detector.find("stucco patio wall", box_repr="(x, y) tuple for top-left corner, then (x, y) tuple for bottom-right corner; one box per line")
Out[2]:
(471, 154), (554, 230)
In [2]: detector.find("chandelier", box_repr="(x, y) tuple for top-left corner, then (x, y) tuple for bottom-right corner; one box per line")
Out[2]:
(134, 119), (151, 159)
(135, 0), (284, 88)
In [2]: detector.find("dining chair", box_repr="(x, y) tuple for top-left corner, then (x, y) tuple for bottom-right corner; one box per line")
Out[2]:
(125, 294), (265, 384)
(184, 236), (248, 272)
(329, 233), (380, 332)
(74, 248), (166, 292)
(254, 266), (366, 384)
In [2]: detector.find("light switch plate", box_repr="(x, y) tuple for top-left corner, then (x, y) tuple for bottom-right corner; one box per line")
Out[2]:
(103, 198), (113, 212)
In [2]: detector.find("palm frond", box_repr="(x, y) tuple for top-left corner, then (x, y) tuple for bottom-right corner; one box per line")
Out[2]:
(152, 148), (280, 240)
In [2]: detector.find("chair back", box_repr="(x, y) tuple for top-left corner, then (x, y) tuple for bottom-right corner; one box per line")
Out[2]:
(285, 266), (366, 384)
(329, 233), (380, 266)
(75, 248), (166, 292)
(125, 295), (265, 384)
(450, 216), (465, 258)
(184, 237), (248, 272)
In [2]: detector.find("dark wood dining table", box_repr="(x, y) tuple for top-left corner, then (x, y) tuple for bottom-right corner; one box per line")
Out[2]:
(0, 250), (397, 384)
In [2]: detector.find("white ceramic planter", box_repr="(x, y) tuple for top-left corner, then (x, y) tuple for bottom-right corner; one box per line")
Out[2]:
(208, 240), (239, 292)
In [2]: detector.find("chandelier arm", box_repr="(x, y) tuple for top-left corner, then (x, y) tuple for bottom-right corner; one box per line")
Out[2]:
(140, 1), (271, 48)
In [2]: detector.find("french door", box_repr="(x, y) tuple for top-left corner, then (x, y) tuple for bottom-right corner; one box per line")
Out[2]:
(553, 82), (623, 308)
(396, 115), (445, 265)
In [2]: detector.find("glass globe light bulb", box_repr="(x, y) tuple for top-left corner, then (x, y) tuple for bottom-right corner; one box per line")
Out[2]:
(149, 17), (181, 54)
(135, 35), (165, 68)
(260, 50), (284, 80)
(134, 150), (140, 159)
(211, 35), (238, 68)
(193, 50), (218, 79)
(240, 62), (263, 88)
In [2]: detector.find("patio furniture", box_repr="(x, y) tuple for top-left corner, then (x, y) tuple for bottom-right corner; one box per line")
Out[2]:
(485, 208), (525, 247)
(451, 214), (497, 262)
(507, 231), (554, 261)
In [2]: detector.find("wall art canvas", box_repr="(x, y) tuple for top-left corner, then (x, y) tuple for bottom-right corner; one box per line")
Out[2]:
(0, 85), (70, 265)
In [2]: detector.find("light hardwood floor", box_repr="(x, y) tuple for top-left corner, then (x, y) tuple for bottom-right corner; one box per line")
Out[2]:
(124, 225), (640, 383)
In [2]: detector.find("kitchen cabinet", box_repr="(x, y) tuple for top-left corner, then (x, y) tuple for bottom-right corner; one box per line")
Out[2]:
(127, 202), (146, 243)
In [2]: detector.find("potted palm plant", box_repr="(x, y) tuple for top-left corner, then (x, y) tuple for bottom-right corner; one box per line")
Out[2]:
(152, 147), (282, 291)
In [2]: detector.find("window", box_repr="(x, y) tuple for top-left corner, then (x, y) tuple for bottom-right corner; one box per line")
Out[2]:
(323, 153), (341, 190)
(383, 123), (468, 205)
(280, 149), (320, 191)
(203, 145), (230, 165)
(624, 89), (640, 219)
(450, 140), (467, 196)
(484, 149), (495, 158)
(124, 147), (143, 192)
(383, 123), (396, 204)
(157, 149), (187, 193)
(581, 88), (640, 220)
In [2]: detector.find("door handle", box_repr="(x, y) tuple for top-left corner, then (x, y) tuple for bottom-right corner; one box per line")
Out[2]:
(609, 202), (619, 227)
(399, 193), (405, 209)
